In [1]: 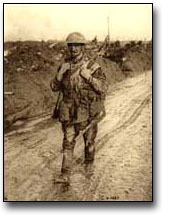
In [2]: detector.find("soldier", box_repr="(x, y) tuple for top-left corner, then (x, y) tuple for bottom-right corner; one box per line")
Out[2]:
(50, 32), (108, 184)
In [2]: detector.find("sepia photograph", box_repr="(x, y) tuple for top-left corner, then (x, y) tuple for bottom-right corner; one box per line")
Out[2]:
(4, 3), (152, 201)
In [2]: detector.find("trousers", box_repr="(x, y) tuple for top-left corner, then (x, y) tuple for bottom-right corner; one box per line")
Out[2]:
(61, 121), (98, 175)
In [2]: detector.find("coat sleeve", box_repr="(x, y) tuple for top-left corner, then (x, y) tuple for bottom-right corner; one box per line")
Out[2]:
(50, 71), (61, 92)
(50, 63), (70, 92)
(88, 65), (108, 96)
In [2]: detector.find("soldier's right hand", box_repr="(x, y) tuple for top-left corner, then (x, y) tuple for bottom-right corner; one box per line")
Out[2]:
(56, 63), (70, 81)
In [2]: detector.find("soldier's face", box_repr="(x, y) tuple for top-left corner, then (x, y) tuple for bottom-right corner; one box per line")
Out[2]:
(68, 44), (83, 58)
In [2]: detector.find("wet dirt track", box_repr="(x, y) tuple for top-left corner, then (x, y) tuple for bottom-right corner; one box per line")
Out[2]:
(4, 71), (152, 201)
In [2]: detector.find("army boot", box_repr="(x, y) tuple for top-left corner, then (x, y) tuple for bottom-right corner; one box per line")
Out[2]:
(54, 172), (70, 185)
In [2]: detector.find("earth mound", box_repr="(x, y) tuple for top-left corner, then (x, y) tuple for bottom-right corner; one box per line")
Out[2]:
(4, 40), (152, 130)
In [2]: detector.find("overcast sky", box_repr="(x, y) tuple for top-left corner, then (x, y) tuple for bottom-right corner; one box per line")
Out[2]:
(4, 4), (152, 41)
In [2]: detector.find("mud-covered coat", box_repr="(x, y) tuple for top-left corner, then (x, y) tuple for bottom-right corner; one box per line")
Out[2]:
(50, 57), (108, 124)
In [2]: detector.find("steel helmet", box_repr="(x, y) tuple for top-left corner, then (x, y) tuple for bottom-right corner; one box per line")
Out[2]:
(66, 32), (86, 44)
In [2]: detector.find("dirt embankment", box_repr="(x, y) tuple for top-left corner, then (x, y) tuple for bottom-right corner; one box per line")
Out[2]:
(4, 41), (152, 130)
(4, 41), (64, 130)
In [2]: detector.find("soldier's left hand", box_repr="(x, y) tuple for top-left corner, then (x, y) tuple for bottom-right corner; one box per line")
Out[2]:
(80, 68), (91, 81)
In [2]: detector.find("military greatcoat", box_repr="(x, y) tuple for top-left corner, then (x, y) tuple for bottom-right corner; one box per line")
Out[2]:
(50, 56), (108, 124)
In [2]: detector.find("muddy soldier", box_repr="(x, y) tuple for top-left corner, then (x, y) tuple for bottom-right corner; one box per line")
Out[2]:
(50, 32), (108, 184)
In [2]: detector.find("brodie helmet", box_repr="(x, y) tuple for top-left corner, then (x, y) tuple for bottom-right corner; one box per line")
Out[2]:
(66, 32), (86, 44)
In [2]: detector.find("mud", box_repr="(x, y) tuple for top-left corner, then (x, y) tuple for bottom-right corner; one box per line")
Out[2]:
(4, 71), (152, 201)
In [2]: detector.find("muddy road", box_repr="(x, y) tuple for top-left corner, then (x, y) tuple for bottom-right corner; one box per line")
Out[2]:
(4, 71), (152, 201)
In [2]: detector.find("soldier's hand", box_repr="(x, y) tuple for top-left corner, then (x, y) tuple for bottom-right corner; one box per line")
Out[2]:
(56, 63), (70, 81)
(80, 68), (91, 81)
(56, 71), (64, 82)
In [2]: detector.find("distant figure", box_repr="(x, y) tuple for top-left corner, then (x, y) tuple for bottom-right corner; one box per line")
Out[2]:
(98, 35), (110, 56)
(92, 36), (98, 45)
(50, 32), (108, 184)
